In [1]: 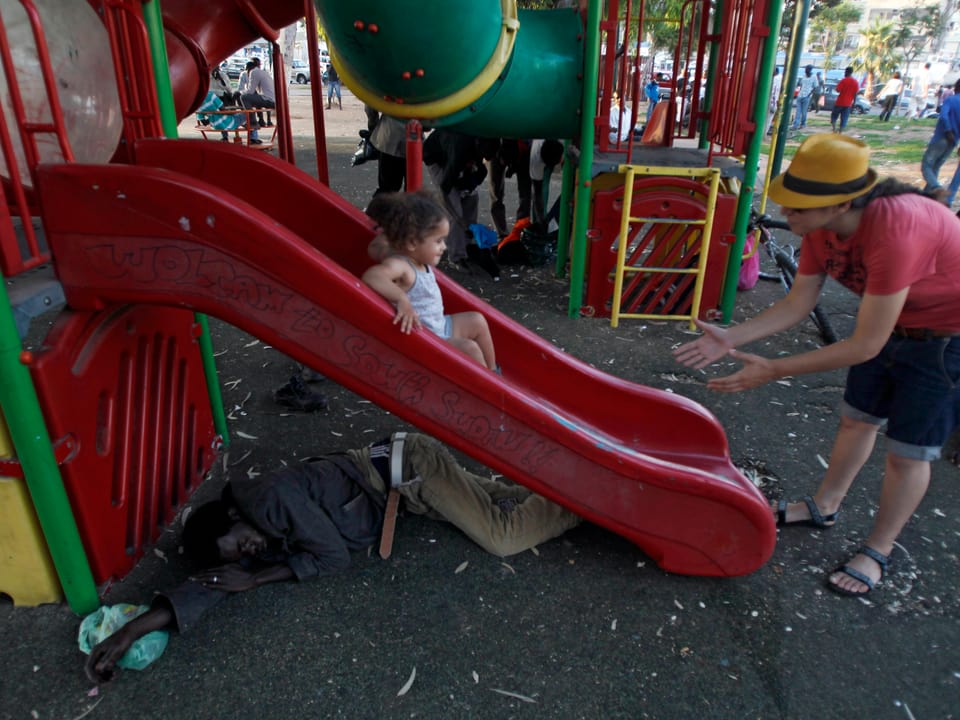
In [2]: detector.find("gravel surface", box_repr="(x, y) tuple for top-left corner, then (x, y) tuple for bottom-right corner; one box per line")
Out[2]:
(2, 85), (958, 720)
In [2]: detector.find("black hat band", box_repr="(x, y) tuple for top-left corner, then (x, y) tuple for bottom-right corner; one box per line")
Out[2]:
(782, 171), (871, 196)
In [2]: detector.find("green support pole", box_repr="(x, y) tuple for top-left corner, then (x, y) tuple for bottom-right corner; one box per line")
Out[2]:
(566, 0), (602, 316)
(554, 141), (576, 276)
(0, 281), (99, 613)
(718, 0), (786, 324)
(143, 0), (230, 448)
(771, 0), (810, 177)
(698, 0), (724, 149)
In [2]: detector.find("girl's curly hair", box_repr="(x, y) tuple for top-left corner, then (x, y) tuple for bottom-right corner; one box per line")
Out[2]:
(365, 190), (449, 250)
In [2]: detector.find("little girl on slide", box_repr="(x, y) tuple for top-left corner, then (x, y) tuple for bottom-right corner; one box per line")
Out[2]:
(361, 190), (498, 371)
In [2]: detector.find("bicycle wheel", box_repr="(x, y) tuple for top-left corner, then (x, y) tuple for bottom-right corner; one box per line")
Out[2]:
(773, 246), (838, 344)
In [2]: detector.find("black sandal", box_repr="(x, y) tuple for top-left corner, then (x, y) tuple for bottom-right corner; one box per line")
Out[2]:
(775, 495), (839, 528)
(827, 546), (889, 597)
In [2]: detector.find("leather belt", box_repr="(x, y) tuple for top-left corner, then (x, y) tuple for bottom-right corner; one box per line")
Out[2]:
(378, 432), (407, 559)
(892, 325), (960, 340)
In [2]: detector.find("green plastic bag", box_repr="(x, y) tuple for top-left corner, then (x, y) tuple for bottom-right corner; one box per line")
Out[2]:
(78, 603), (169, 671)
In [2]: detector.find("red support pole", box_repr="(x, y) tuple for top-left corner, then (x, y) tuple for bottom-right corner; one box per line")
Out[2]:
(405, 119), (422, 191)
(304, 0), (329, 185)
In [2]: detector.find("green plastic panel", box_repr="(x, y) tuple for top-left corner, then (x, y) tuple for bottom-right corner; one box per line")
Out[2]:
(318, 0), (506, 105)
(443, 8), (582, 138)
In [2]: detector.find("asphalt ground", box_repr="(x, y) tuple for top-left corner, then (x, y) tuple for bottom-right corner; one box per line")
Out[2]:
(1, 111), (958, 719)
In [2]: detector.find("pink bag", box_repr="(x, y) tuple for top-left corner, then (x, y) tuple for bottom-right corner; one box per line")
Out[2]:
(737, 232), (760, 290)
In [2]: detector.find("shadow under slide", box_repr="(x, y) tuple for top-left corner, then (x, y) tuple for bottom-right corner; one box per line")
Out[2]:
(37, 141), (775, 576)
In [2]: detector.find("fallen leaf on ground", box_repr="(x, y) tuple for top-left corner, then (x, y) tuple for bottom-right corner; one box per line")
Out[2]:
(397, 667), (416, 696)
(491, 688), (537, 703)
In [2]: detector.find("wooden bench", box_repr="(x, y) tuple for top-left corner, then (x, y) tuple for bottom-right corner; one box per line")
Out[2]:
(193, 108), (277, 150)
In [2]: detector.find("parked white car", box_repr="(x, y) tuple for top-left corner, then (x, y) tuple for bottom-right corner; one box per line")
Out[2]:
(289, 59), (311, 84)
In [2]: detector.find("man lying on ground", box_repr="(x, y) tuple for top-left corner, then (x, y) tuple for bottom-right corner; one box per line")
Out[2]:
(84, 432), (581, 683)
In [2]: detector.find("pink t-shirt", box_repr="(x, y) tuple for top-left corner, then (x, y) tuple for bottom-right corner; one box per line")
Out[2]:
(798, 194), (960, 330)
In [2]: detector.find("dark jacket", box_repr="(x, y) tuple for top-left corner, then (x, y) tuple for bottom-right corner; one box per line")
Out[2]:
(423, 129), (487, 194)
(155, 456), (384, 633)
(230, 456), (383, 580)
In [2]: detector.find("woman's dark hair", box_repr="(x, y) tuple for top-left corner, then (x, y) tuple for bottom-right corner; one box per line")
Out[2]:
(852, 177), (934, 209)
(365, 190), (449, 250)
(181, 499), (235, 569)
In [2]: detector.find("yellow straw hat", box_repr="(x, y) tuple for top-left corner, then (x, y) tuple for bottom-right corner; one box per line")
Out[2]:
(768, 134), (879, 209)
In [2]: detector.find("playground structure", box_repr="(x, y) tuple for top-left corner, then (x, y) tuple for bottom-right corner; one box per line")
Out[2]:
(0, 0), (785, 614)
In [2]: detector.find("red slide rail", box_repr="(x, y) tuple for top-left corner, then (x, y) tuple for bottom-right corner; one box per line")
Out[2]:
(37, 143), (775, 576)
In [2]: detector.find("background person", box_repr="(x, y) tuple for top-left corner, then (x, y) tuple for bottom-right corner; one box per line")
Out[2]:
(195, 88), (250, 142)
(811, 70), (825, 114)
(240, 59), (275, 134)
(644, 73), (662, 123)
(674, 134), (960, 598)
(791, 64), (817, 130)
(422, 129), (491, 268)
(765, 67), (782, 135)
(367, 110), (407, 196)
(528, 139), (564, 228)
(830, 66), (860, 134)
(877, 71), (903, 122)
(485, 138), (532, 240)
(326, 62), (341, 109)
(912, 62), (932, 119)
(920, 78), (960, 201)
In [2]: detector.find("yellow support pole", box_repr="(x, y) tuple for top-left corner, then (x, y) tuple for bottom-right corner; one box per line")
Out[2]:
(0, 410), (63, 606)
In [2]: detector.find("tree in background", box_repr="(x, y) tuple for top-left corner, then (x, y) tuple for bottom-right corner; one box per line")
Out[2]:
(916, 1), (960, 57)
(851, 20), (903, 100)
(810, 2), (861, 73)
(896, 5), (941, 88)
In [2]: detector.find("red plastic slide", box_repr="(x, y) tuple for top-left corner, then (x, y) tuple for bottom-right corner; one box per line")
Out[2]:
(36, 141), (775, 576)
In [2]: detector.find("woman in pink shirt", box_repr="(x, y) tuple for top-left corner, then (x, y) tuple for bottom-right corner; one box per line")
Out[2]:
(675, 135), (960, 597)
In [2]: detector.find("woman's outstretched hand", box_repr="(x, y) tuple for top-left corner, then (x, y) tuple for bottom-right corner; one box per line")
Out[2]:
(672, 319), (734, 369)
(705, 349), (777, 392)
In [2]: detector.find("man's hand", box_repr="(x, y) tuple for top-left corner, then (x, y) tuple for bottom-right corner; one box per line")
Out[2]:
(83, 605), (173, 684)
(672, 319), (735, 370)
(704, 349), (778, 392)
(85, 628), (133, 684)
(191, 563), (258, 593)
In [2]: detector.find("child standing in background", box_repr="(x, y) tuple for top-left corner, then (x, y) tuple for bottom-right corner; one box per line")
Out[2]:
(362, 191), (498, 371)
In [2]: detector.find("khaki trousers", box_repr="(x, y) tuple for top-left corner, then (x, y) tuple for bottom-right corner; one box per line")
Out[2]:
(348, 434), (581, 557)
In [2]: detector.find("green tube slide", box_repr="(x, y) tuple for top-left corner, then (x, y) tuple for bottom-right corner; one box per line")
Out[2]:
(317, 0), (583, 139)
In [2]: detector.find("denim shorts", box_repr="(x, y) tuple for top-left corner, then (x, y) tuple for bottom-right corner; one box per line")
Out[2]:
(842, 335), (960, 460)
(439, 315), (453, 340)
